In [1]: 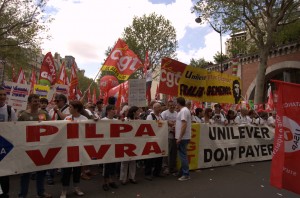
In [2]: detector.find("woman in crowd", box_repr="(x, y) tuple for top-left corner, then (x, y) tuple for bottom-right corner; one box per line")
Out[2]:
(60, 101), (87, 198)
(119, 106), (141, 185)
(225, 110), (236, 125)
(203, 108), (213, 124)
(192, 107), (204, 123)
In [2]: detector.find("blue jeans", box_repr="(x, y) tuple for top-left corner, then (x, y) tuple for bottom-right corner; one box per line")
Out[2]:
(178, 139), (190, 176)
(19, 171), (45, 197)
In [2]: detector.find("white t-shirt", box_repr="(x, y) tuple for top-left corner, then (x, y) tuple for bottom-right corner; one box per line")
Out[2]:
(0, 104), (17, 122)
(234, 115), (252, 125)
(192, 115), (203, 123)
(255, 117), (267, 125)
(101, 117), (117, 120)
(161, 109), (177, 139)
(175, 107), (191, 140)
(49, 104), (70, 120)
(146, 113), (162, 121)
(64, 114), (88, 121)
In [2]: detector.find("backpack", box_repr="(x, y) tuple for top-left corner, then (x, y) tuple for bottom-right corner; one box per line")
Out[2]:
(7, 105), (11, 121)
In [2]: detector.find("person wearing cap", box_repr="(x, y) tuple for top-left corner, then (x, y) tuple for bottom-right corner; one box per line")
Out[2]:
(48, 94), (70, 120)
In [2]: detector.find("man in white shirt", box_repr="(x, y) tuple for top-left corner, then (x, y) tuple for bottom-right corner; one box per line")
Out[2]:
(175, 97), (191, 181)
(267, 111), (276, 128)
(48, 94), (70, 120)
(145, 103), (163, 180)
(161, 100), (177, 174)
(234, 108), (252, 125)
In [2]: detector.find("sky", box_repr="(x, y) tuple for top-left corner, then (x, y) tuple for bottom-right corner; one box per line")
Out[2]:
(42, 0), (229, 79)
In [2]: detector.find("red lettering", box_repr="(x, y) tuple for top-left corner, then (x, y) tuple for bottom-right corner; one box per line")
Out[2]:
(26, 147), (61, 166)
(135, 124), (156, 137)
(110, 124), (132, 137)
(115, 144), (137, 158)
(85, 123), (103, 138)
(142, 142), (162, 155)
(187, 154), (195, 162)
(84, 145), (111, 160)
(67, 123), (79, 139)
(187, 141), (196, 151)
(67, 146), (79, 162)
(26, 125), (59, 142)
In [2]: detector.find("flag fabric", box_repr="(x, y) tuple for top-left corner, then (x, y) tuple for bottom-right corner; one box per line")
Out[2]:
(87, 88), (92, 103)
(155, 84), (160, 100)
(16, 67), (27, 84)
(56, 62), (68, 85)
(69, 63), (79, 100)
(29, 69), (37, 94)
(144, 50), (149, 76)
(101, 38), (143, 80)
(266, 91), (274, 112)
(92, 88), (97, 104)
(270, 80), (300, 195)
(231, 57), (239, 76)
(38, 52), (57, 86)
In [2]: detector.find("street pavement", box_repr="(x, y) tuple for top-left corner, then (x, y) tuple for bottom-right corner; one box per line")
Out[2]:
(7, 161), (299, 198)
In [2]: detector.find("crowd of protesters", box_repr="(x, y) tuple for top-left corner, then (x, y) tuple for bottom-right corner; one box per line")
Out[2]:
(0, 90), (276, 198)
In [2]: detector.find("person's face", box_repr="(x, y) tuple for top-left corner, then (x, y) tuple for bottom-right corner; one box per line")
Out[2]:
(153, 104), (161, 114)
(54, 98), (65, 108)
(69, 105), (76, 114)
(107, 108), (116, 117)
(29, 97), (40, 109)
(87, 105), (95, 112)
(134, 108), (142, 119)
(168, 101), (175, 112)
(40, 102), (48, 110)
(0, 90), (7, 105)
(97, 103), (103, 111)
(215, 106), (221, 113)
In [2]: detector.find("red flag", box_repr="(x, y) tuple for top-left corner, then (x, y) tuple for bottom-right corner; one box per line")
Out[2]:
(266, 91), (274, 112)
(87, 88), (92, 103)
(69, 63), (79, 100)
(56, 62), (68, 85)
(29, 69), (37, 94)
(155, 84), (160, 100)
(168, 95), (173, 102)
(116, 83), (123, 111)
(12, 65), (17, 82)
(144, 50), (149, 76)
(270, 80), (300, 195)
(39, 52), (57, 86)
(101, 38), (143, 80)
(16, 67), (27, 84)
(92, 88), (97, 104)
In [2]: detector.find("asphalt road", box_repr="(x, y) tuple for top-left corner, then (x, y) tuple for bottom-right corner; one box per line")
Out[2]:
(7, 161), (299, 198)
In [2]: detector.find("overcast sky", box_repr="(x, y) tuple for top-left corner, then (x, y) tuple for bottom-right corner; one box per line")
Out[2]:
(42, 0), (229, 79)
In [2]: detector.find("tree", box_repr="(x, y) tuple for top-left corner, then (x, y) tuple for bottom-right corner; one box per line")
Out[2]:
(193, 0), (300, 104)
(213, 52), (229, 64)
(189, 58), (212, 68)
(0, 0), (52, 64)
(122, 13), (178, 80)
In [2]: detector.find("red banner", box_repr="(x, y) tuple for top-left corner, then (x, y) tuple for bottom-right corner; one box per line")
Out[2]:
(101, 39), (143, 81)
(39, 52), (57, 86)
(270, 80), (300, 195)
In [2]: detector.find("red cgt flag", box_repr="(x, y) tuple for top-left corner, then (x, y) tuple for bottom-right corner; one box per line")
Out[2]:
(56, 62), (68, 85)
(270, 80), (300, 195)
(16, 67), (27, 84)
(92, 88), (97, 104)
(69, 63), (79, 100)
(39, 52), (57, 86)
(29, 69), (37, 94)
(101, 38), (143, 81)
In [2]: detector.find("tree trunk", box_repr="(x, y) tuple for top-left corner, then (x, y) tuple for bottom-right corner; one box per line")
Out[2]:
(254, 49), (269, 104)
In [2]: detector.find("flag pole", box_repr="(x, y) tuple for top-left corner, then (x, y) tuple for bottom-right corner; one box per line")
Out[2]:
(80, 67), (102, 102)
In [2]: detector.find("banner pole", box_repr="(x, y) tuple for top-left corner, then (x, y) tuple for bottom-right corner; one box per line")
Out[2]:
(80, 67), (102, 102)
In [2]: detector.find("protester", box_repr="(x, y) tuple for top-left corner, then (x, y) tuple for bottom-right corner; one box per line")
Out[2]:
(101, 105), (119, 191)
(225, 110), (236, 125)
(0, 87), (17, 198)
(161, 100), (178, 174)
(18, 94), (52, 198)
(48, 94), (70, 120)
(144, 102), (163, 180)
(203, 108), (213, 124)
(212, 104), (226, 124)
(60, 101), (87, 198)
(95, 99), (104, 119)
(175, 97), (191, 181)
(39, 98), (49, 112)
(119, 106), (141, 185)
(234, 108), (252, 125)
(192, 107), (204, 123)
(267, 111), (276, 128)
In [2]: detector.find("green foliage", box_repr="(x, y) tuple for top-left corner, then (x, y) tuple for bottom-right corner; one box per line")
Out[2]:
(122, 13), (178, 80)
(213, 52), (229, 64)
(189, 58), (212, 68)
(0, 0), (52, 65)
(274, 20), (300, 45)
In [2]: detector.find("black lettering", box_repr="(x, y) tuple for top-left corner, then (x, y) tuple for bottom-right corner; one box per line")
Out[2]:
(261, 127), (270, 138)
(238, 127), (246, 139)
(268, 144), (273, 155)
(209, 127), (216, 140)
(254, 127), (262, 138)
(214, 148), (224, 161)
(204, 149), (213, 162)
(246, 146), (255, 157)
(261, 145), (268, 156)
(239, 146), (245, 158)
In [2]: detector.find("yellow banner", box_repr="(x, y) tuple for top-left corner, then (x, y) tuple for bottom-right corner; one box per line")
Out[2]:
(33, 84), (50, 98)
(178, 65), (241, 104)
(101, 65), (129, 81)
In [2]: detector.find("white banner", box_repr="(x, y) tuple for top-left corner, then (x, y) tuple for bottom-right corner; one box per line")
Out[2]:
(128, 79), (146, 107)
(198, 124), (274, 168)
(3, 81), (30, 110)
(0, 120), (168, 176)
